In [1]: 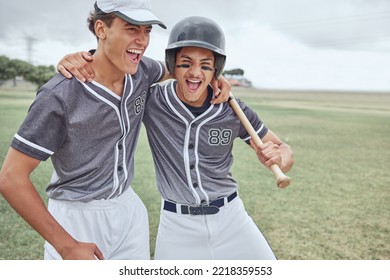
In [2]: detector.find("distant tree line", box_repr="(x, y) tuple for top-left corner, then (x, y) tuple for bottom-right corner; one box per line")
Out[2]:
(222, 68), (252, 87)
(222, 68), (244, 77)
(0, 55), (56, 89)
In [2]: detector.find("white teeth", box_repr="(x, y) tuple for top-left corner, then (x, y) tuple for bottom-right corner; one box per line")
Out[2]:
(188, 79), (201, 83)
(127, 49), (142, 54)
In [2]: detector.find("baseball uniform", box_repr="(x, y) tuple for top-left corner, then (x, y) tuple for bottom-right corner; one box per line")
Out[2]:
(143, 80), (277, 260)
(11, 56), (165, 259)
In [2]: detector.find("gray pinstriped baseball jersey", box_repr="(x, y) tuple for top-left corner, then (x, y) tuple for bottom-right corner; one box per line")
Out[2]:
(11, 57), (164, 202)
(143, 80), (268, 205)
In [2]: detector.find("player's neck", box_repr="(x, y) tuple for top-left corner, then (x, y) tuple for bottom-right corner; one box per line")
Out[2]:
(90, 56), (125, 96)
(178, 83), (214, 116)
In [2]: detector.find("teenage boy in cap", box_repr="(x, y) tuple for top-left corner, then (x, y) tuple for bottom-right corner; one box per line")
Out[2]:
(60, 16), (294, 259)
(0, 0), (174, 260)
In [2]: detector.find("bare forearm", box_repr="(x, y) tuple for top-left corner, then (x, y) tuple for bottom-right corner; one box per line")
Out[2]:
(279, 143), (294, 173)
(0, 148), (82, 259)
(0, 172), (102, 259)
(0, 174), (78, 256)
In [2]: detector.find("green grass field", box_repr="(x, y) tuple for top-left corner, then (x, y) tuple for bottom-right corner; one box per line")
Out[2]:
(0, 87), (389, 260)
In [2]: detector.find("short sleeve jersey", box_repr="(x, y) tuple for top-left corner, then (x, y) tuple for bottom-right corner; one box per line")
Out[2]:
(11, 56), (165, 202)
(143, 81), (268, 205)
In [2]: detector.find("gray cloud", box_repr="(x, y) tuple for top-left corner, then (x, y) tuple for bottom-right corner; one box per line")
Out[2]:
(1, 0), (389, 90)
(1, 0), (389, 51)
(151, 0), (390, 51)
(0, 0), (94, 42)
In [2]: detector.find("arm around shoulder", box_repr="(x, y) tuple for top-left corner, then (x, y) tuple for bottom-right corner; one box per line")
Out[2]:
(57, 51), (94, 82)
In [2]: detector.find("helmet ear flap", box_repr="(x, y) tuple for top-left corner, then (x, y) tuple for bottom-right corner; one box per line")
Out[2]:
(165, 49), (176, 76)
(214, 54), (226, 79)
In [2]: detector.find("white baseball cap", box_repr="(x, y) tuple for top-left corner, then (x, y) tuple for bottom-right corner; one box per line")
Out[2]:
(95, 0), (166, 29)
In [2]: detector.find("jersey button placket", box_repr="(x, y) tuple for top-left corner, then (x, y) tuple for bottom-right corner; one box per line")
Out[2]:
(116, 141), (125, 185)
(188, 130), (204, 203)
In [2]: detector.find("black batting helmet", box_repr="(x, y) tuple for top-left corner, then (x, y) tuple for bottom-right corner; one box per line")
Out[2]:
(165, 16), (226, 79)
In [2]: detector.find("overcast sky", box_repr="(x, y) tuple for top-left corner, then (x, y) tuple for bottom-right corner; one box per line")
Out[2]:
(0, 0), (389, 91)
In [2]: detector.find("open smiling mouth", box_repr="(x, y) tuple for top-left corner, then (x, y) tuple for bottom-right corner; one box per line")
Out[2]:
(186, 79), (202, 92)
(126, 49), (142, 63)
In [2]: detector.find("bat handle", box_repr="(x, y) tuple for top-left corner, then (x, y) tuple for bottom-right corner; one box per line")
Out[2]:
(228, 93), (291, 188)
(251, 135), (291, 188)
(270, 164), (291, 188)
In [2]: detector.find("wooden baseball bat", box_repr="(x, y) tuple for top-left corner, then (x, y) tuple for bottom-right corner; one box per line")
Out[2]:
(228, 93), (291, 188)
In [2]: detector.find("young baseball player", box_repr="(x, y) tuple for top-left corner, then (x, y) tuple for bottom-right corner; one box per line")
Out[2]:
(142, 16), (294, 259)
(0, 0), (169, 260)
(57, 16), (294, 259)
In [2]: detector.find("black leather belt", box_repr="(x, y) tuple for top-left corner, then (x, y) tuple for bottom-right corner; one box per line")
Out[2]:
(163, 192), (237, 215)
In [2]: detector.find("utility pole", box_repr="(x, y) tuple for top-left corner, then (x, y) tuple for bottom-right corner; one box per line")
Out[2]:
(25, 35), (37, 64)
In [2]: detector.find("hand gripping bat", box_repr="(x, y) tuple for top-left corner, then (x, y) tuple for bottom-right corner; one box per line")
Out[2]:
(228, 93), (291, 188)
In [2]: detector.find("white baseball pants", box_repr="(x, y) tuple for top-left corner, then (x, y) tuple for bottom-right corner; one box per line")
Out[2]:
(44, 187), (150, 260)
(154, 196), (276, 260)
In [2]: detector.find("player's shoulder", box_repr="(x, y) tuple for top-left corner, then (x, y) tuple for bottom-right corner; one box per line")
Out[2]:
(147, 80), (170, 99)
(41, 73), (81, 92)
(138, 56), (164, 75)
(138, 56), (158, 69)
(37, 73), (83, 102)
(234, 97), (250, 110)
(140, 55), (159, 65)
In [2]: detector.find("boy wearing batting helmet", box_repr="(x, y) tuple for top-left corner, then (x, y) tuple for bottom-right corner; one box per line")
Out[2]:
(144, 16), (294, 259)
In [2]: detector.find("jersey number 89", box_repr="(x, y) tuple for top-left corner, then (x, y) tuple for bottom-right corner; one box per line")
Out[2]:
(208, 129), (232, 146)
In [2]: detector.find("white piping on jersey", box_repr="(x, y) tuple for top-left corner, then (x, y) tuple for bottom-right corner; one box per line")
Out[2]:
(114, 75), (132, 197)
(242, 123), (264, 142)
(165, 82), (223, 205)
(80, 82), (124, 134)
(90, 80), (122, 101)
(80, 76), (132, 199)
(156, 61), (164, 82)
(164, 83), (201, 204)
(80, 82), (122, 196)
(170, 83), (196, 119)
(193, 104), (223, 205)
(14, 133), (54, 155)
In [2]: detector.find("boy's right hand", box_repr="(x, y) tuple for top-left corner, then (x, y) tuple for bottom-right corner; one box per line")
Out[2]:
(57, 51), (95, 82)
(59, 241), (104, 260)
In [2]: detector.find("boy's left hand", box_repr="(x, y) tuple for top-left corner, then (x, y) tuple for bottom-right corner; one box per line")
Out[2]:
(211, 75), (231, 104)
